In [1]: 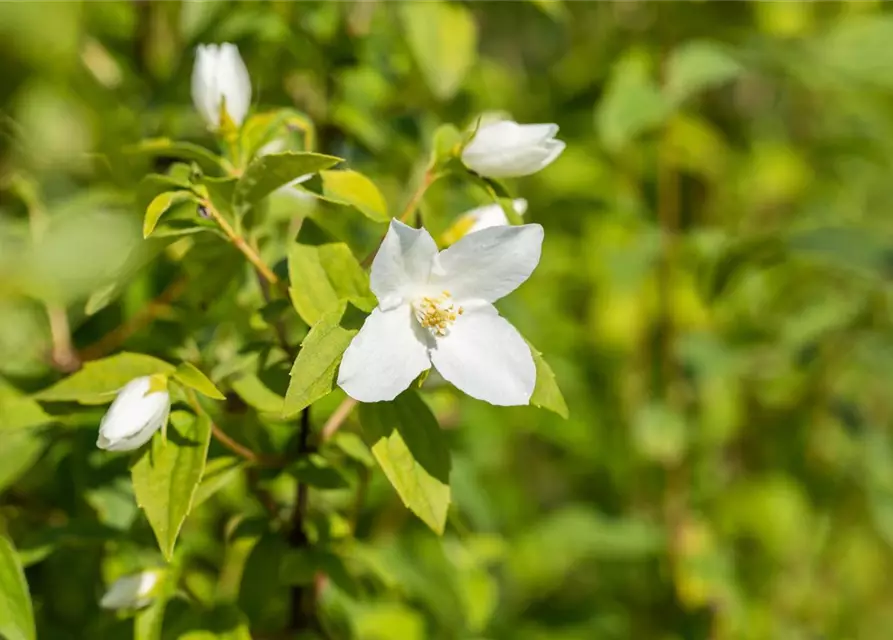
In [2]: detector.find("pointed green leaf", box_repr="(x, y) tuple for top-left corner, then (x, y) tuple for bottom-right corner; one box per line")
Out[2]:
(665, 40), (742, 105)
(131, 410), (212, 560)
(282, 304), (363, 418)
(318, 169), (390, 222)
(125, 138), (227, 174)
(34, 353), (175, 405)
(173, 362), (225, 400)
(230, 374), (284, 414)
(233, 151), (341, 209)
(288, 242), (375, 325)
(144, 191), (199, 238)
(359, 391), (451, 534)
(527, 342), (568, 419)
(199, 176), (238, 218)
(400, 1), (478, 100)
(0, 536), (35, 640)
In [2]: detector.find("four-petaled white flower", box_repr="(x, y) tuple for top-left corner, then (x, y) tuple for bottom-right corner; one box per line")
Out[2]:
(96, 376), (170, 452)
(100, 570), (162, 610)
(337, 219), (543, 406)
(461, 119), (565, 178)
(191, 43), (252, 129)
(457, 198), (528, 236)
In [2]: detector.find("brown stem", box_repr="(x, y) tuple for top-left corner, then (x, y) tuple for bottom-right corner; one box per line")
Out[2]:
(289, 407), (316, 632)
(320, 397), (358, 442)
(78, 278), (188, 361)
(201, 199), (281, 288)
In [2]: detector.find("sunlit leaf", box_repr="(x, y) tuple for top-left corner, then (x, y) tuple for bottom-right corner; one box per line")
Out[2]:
(131, 411), (212, 560)
(317, 169), (390, 222)
(0, 535), (35, 640)
(144, 191), (199, 238)
(527, 342), (569, 419)
(173, 362), (225, 400)
(288, 242), (375, 326)
(359, 390), (451, 534)
(233, 151), (341, 210)
(34, 353), (174, 405)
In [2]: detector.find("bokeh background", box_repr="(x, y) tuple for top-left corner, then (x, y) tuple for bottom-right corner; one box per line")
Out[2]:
(3, 1), (893, 639)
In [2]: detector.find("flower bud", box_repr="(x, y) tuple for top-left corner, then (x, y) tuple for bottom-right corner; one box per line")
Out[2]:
(191, 43), (252, 128)
(461, 119), (565, 178)
(459, 198), (528, 235)
(96, 377), (170, 452)
(100, 570), (162, 610)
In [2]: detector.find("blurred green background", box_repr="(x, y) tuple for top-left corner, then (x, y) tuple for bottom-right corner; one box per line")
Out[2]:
(4, 1), (893, 638)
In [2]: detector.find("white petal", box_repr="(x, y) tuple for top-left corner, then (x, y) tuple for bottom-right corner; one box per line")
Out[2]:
(429, 305), (535, 406)
(464, 121), (558, 155)
(100, 571), (160, 610)
(217, 43), (251, 125)
(431, 223), (543, 303)
(370, 220), (438, 308)
(191, 45), (220, 127)
(462, 198), (527, 235)
(337, 306), (431, 402)
(97, 377), (170, 452)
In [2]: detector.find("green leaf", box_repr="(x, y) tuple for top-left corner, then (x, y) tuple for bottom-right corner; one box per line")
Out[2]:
(430, 123), (463, 167)
(34, 353), (175, 405)
(233, 151), (341, 210)
(239, 108), (317, 161)
(288, 454), (350, 489)
(596, 50), (670, 152)
(817, 16), (893, 90)
(664, 40), (742, 105)
(329, 431), (375, 468)
(359, 391), (451, 534)
(131, 410), (212, 560)
(400, 1), (478, 100)
(144, 191), (199, 238)
(282, 304), (364, 418)
(317, 169), (390, 222)
(173, 362), (225, 400)
(230, 374), (284, 414)
(0, 430), (45, 493)
(0, 535), (35, 640)
(526, 342), (569, 419)
(527, 0), (568, 21)
(0, 380), (52, 430)
(193, 457), (245, 509)
(125, 138), (227, 174)
(288, 242), (375, 326)
(199, 176), (238, 218)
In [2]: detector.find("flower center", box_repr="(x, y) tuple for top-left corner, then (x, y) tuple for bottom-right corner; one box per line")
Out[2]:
(412, 291), (463, 336)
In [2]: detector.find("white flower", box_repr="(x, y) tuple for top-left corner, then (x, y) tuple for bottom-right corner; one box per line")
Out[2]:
(191, 43), (252, 128)
(96, 377), (170, 452)
(458, 198), (528, 235)
(100, 570), (161, 610)
(461, 120), (565, 178)
(337, 220), (542, 406)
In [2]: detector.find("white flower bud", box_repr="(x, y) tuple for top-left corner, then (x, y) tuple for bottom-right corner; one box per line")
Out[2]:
(458, 198), (528, 235)
(461, 119), (565, 178)
(100, 570), (162, 610)
(96, 377), (170, 452)
(191, 43), (252, 128)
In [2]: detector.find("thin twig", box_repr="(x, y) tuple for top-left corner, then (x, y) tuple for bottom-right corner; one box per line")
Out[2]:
(289, 407), (316, 632)
(320, 397), (358, 442)
(78, 278), (188, 361)
(200, 198), (282, 288)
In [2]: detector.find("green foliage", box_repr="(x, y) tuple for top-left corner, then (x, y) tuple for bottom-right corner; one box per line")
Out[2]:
(34, 353), (175, 404)
(8, 2), (893, 639)
(359, 391), (451, 534)
(131, 410), (212, 560)
(0, 536), (35, 640)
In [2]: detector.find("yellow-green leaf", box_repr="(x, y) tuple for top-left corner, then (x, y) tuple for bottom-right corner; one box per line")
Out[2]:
(359, 391), (451, 534)
(527, 342), (568, 419)
(400, 1), (478, 100)
(0, 535), (35, 640)
(288, 242), (374, 326)
(144, 191), (198, 238)
(319, 169), (389, 222)
(131, 410), (212, 560)
(34, 353), (175, 405)
(233, 151), (341, 209)
(173, 362), (225, 400)
(0, 380), (52, 430)
(282, 304), (363, 418)
(230, 374), (284, 414)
